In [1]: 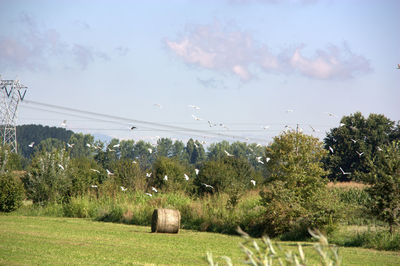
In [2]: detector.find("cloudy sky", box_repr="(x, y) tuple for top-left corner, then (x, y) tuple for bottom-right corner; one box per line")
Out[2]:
(1, 0), (399, 145)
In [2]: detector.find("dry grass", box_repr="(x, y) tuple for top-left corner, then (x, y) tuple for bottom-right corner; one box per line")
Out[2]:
(327, 182), (368, 190)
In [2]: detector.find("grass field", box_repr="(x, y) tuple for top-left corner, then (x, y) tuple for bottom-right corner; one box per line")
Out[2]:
(1, 215), (400, 265)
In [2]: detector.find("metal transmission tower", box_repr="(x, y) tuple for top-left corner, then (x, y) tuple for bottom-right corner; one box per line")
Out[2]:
(0, 76), (28, 153)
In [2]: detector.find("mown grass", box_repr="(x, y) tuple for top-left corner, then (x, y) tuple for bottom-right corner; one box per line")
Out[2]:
(1, 215), (400, 265)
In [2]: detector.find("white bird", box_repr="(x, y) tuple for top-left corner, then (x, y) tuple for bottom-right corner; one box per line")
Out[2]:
(113, 144), (120, 148)
(351, 139), (357, 143)
(145, 193), (153, 197)
(266, 157), (271, 163)
(60, 120), (67, 127)
(151, 187), (158, 193)
(164, 175), (168, 181)
(148, 148), (153, 154)
(340, 167), (351, 175)
(195, 169), (199, 175)
(224, 150), (234, 157)
(262, 125), (270, 130)
(153, 103), (162, 109)
(325, 112), (337, 118)
(256, 156), (264, 164)
(120, 186), (127, 192)
(146, 172), (152, 177)
(286, 109), (294, 113)
(208, 121), (217, 127)
(202, 183), (214, 189)
(58, 164), (64, 170)
(339, 123), (346, 127)
(356, 151), (364, 157)
(256, 143), (262, 147)
(28, 142), (35, 147)
(188, 104), (200, 110)
(250, 180), (256, 186)
(192, 114), (202, 121)
(132, 160), (137, 164)
(329, 146), (334, 153)
(91, 185), (98, 188)
(107, 147), (115, 152)
(90, 169), (100, 173)
(377, 146), (383, 151)
(184, 174), (189, 181)
(106, 169), (114, 175)
(67, 143), (74, 148)
(86, 143), (91, 148)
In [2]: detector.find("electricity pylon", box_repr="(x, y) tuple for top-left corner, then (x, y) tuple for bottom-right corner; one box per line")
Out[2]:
(0, 76), (27, 153)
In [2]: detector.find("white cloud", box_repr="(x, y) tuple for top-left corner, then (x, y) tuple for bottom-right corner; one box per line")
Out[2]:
(0, 13), (109, 72)
(166, 22), (372, 81)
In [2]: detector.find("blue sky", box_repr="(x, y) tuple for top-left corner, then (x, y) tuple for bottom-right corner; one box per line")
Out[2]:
(1, 0), (399, 145)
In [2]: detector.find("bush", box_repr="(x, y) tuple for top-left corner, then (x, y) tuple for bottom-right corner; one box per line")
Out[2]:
(0, 172), (25, 212)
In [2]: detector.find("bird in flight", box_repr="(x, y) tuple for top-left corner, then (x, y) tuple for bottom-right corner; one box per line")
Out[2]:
(184, 174), (189, 181)
(250, 180), (256, 186)
(90, 169), (100, 173)
(67, 143), (74, 148)
(192, 114), (202, 121)
(113, 143), (120, 148)
(188, 105), (200, 110)
(91, 185), (98, 188)
(106, 169), (114, 175)
(151, 187), (158, 193)
(153, 103), (162, 109)
(351, 139), (357, 143)
(164, 175), (168, 181)
(60, 120), (67, 127)
(145, 193), (152, 197)
(146, 172), (152, 177)
(28, 142), (35, 147)
(224, 150), (234, 157)
(329, 146), (334, 153)
(339, 167), (351, 175)
(120, 186), (127, 192)
(195, 169), (199, 175)
(58, 164), (64, 170)
(202, 183), (214, 189)
(356, 151), (364, 157)
(130, 126), (137, 130)
(256, 156), (264, 164)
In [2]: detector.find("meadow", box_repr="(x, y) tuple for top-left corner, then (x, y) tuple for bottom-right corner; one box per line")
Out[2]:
(1, 215), (400, 265)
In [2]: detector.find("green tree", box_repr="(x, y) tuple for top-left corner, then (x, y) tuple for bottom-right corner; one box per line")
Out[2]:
(260, 131), (340, 237)
(68, 133), (95, 159)
(366, 140), (400, 234)
(324, 112), (396, 181)
(185, 139), (206, 165)
(119, 140), (135, 160)
(156, 138), (174, 158)
(34, 138), (66, 154)
(112, 158), (147, 191)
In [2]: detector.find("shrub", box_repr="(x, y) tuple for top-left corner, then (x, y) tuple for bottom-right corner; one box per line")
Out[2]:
(0, 172), (25, 212)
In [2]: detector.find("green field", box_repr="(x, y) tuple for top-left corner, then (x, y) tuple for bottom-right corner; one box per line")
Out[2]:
(1, 215), (400, 265)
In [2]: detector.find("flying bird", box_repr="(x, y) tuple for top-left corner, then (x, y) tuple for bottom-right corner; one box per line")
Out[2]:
(146, 172), (152, 177)
(60, 120), (67, 127)
(325, 112), (337, 118)
(164, 175), (168, 181)
(286, 109), (294, 113)
(195, 169), (199, 175)
(148, 148), (153, 154)
(266, 157), (271, 163)
(86, 143), (91, 148)
(120, 186), (127, 192)
(250, 180), (256, 186)
(28, 142), (35, 148)
(339, 167), (351, 175)
(329, 146), (334, 153)
(153, 103), (162, 109)
(106, 169), (114, 175)
(356, 151), (364, 157)
(113, 144), (120, 148)
(184, 174), (189, 181)
(192, 114), (203, 121)
(90, 169), (100, 173)
(262, 125), (270, 130)
(256, 156), (264, 164)
(151, 187), (158, 193)
(201, 183), (214, 189)
(188, 104), (200, 110)
(377, 146), (383, 151)
(91, 185), (98, 188)
(208, 120), (217, 127)
(67, 143), (74, 148)
(224, 150), (234, 157)
(130, 126), (137, 130)
(145, 193), (153, 197)
(350, 139), (357, 143)
(58, 164), (64, 170)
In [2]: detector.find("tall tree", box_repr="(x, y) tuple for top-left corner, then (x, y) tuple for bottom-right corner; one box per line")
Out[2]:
(324, 112), (396, 181)
(366, 140), (400, 234)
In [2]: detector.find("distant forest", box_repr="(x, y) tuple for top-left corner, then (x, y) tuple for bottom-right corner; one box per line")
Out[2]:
(17, 124), (74, 159)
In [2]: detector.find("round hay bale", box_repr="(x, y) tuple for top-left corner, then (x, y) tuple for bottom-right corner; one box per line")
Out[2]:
(151, 208), (181, 233)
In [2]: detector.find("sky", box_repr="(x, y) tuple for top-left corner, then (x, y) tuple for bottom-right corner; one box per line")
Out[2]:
(1, 0), (399, 146)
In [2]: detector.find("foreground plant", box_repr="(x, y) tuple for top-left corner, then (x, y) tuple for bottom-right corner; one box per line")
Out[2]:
(207, 227), (340, 266)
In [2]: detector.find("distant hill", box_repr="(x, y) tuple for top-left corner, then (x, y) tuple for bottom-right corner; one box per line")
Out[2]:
(17, 124), (74, 158)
